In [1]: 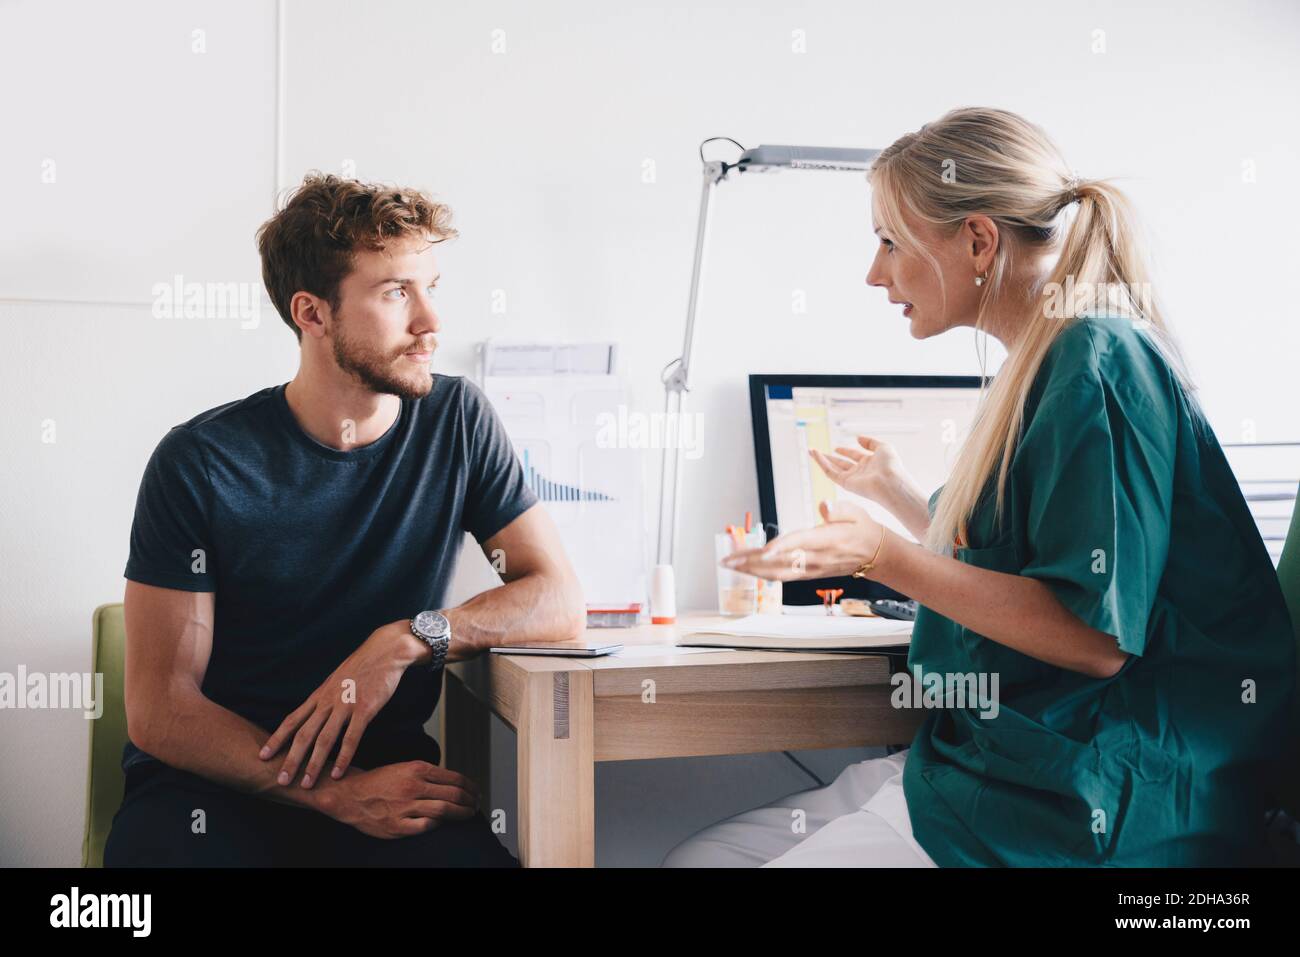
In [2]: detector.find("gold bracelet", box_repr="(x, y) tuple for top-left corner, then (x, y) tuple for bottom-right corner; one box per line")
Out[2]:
(851, 525), (887, 578)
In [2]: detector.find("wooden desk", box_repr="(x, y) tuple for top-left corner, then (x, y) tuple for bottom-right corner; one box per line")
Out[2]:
(441, 612), (922, 867)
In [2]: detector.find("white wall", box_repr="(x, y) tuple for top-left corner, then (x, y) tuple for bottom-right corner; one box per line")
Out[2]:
(2, 0), (1297, 866)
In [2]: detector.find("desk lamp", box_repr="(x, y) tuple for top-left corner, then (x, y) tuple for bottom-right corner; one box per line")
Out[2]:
(650, 140), (881, 623)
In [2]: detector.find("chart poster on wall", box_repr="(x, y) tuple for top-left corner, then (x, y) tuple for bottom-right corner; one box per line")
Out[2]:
(484, 366), (646, 608)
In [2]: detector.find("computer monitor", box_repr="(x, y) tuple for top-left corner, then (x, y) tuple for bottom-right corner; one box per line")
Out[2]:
(749, 374), (985, 605)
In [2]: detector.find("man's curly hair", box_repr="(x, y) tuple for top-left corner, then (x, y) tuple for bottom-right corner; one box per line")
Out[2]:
(257, 172), (457, 341)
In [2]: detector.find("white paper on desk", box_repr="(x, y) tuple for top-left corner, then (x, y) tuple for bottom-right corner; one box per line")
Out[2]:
(684, 613), (912, 645)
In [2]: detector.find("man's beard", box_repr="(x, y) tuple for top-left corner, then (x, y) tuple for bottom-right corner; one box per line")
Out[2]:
(331, 314), (435, 401)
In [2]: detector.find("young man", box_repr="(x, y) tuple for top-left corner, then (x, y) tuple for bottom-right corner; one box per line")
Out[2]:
(104, 173), (586, 867)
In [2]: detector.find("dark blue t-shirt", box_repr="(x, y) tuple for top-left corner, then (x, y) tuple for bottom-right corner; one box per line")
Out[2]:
(121, 375), (538, 772)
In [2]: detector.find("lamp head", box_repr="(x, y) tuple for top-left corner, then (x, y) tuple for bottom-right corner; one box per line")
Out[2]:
(735, 144), (880, 173)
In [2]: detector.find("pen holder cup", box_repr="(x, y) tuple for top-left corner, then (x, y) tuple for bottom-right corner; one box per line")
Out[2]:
(716, 529), (782, 616)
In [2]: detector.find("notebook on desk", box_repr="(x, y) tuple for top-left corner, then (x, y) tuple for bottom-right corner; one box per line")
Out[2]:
(679, 613), (912, 654)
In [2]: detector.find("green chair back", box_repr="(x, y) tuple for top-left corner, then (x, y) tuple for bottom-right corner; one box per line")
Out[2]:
(82, 603), (128, 867)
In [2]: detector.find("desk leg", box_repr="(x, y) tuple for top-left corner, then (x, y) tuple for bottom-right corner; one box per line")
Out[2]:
(443, 671), (492, 810)
(517, 667), (594, 867)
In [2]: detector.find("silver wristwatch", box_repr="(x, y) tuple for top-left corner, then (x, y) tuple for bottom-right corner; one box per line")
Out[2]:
(409, 610), (451, 672)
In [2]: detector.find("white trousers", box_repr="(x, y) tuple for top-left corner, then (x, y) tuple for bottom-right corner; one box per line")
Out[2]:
(662, 749), (938, 867)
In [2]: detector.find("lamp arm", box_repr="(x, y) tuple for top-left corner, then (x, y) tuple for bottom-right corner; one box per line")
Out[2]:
(655, 159), (727, 567)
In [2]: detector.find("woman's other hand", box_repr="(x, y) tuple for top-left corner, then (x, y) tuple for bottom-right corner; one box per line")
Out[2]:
(810, 435), (910, 504)
(810, 436), (933, 540)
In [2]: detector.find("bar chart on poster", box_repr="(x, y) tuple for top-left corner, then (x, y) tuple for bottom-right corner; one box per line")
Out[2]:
(518, 446), (616, 503)
(480, 341), (646, 608)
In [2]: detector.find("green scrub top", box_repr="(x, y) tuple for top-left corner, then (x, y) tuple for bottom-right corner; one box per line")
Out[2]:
(903, 314), (1298, 866)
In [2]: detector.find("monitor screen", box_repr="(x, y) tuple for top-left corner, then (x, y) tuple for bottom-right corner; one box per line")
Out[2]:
(749, 374), (985, 605)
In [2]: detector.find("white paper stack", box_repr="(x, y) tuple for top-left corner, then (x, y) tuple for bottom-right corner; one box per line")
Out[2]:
(680, 613), (912, 653)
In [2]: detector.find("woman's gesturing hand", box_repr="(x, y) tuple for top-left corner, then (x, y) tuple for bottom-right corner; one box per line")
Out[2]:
(809, 435), (910, 505)
(719, 500), (885, 582)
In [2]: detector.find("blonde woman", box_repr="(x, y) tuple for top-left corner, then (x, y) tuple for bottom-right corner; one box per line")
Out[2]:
(664, 107), (1297, 867)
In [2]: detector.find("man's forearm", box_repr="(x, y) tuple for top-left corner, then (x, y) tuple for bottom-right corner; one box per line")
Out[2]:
(136, 688), (343, 814)
(444, 570), (586, 654)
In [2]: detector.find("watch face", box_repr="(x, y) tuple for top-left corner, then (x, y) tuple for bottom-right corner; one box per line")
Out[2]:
(413, 610), (449, 639)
